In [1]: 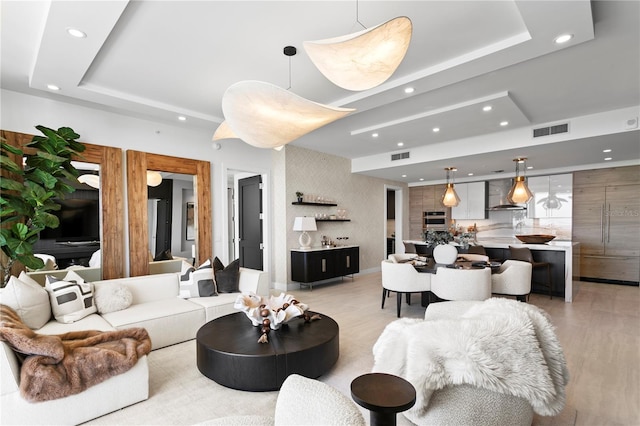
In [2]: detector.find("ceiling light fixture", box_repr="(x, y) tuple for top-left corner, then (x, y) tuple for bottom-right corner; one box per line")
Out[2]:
(303, 12), (412, 91)
(500, 121), (509, 126)
(507, 158), (533, 204)
(404, 87), (415, 94)
(220, 80), (354, 149)
(397, 142), (404, 147)
(441, 167), (460, 207)
(554, 34), (573, 44)
(604, 157), (612, 161)
(603, 149), (612, 153)
(47, 84), (60, 91)
(483, 105), (492, 112)
(146, 171), (163, 187)
(66, 27), (86, 38)
(77, 174), (100, 189)
(402, 174), (407, 178)
(432, 127), (440, 132)
(372, 133), (379, 138)
(178, 116), (186, 121)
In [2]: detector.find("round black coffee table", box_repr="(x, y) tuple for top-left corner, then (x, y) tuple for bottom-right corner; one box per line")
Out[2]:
(196, 311), (339, 391)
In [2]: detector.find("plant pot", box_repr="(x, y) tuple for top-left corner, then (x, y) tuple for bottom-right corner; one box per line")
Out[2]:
(433, 244), (458, 264)
(297, 197), (303, 203)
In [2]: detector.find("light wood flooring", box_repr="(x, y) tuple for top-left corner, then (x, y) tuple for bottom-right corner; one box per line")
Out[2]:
(287, 273), (639, 426)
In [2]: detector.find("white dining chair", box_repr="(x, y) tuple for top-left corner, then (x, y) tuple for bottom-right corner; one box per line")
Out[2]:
(431, 266), (491, 301)
(491, 260), (532, 302)
(381, 260), (431, 317)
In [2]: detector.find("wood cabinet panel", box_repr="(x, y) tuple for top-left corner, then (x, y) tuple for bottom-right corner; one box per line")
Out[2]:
(581, 255), (640, 283)
(572, 186), (606, 255)
(605, 184), (640, 257)
(573, 165), (640, 188)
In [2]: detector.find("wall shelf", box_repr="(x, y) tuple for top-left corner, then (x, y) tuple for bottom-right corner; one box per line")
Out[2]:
(316, 219), (350, 222)
(292, 201), (337, 207)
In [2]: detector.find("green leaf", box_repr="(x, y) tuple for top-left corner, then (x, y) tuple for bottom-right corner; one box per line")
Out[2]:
(0, 155), (24, 174)
(56, 127), (81, 141)
(0, 176), (24, 191)
(35, 150), (67, 164)
(12, 223), (28, 240)
(1, 140), (23, 156)
(17, 254), (44, 270)
(28, 168), (58, 189)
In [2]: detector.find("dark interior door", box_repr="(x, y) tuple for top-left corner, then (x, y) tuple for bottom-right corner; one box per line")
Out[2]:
(238, 175), (263, 270)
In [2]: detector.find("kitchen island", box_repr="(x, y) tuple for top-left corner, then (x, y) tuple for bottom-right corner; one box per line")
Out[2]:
(405, 239), (580, 302)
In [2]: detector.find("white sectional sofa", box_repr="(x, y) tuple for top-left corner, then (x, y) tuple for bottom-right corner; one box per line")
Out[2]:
(1, 267), (269, 425)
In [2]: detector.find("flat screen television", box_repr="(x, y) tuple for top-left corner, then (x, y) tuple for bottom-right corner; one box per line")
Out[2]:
(39, 198), (100, 242)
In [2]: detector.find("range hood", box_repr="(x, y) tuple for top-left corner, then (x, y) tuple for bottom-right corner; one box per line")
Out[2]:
(486, 179), (527, 211)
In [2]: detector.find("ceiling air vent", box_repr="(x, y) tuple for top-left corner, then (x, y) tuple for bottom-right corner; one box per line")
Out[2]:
(532, 123), (569, 138)
(391, 152), (410, 161)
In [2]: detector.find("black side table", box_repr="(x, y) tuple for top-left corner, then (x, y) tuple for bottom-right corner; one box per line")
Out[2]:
(350, 373), (416, 426)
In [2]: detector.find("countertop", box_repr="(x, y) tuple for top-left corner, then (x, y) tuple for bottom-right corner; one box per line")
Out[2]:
(291, 244), (358, 252)
(406, 239), (578, 252)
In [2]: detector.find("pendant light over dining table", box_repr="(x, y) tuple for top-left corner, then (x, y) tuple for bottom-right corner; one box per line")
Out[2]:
(507, 157), (534, 204)
(441, 167), (461, 208)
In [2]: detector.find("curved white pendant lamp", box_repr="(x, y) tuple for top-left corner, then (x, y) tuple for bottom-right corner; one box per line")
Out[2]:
(212, 121), (238, 141)
(77, 174), (100, 189)
(303, 16), (412, 91)
(222, 80), (355, 149)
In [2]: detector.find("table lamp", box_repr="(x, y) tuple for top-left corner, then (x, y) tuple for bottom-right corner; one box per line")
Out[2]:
(293, 217), (317, 250)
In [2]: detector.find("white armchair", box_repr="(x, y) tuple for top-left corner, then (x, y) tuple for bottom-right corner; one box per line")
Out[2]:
(381, 260), (431, 317)
(491, 260), (532, 302)
(431, 266), (491, 301)
(199, 374), (366, 425)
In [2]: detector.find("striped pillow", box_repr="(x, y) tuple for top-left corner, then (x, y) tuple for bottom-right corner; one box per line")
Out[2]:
(45, 275), (97, 323)
(178, 259), (216, 298)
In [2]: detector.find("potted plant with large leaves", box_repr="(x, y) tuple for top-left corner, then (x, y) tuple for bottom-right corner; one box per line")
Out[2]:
(0, 126), (85, 286)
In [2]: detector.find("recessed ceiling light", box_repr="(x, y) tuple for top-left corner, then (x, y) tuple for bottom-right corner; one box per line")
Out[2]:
(604, 157), (612, 161)
(397, 142), (404, 147)
(372, 133), (379, 138)
(468, 173), (474, 176)
(47, 84), (60, 91)
(500, 121), (509, 126)
(401, 174), (407, 178)
(432, 127), (440, 132)
(554, 34), (573, 44)
(527, 166), (533, 170)
(419, 178), (424, 181)
(66, 27), (86, 38)
(404, 87), (414, 94)
(178, 116), (187, 121)
(603, 149), (612, 153)
(482, 105), (492, 112)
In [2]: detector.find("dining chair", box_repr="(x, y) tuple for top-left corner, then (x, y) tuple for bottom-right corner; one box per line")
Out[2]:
(491, 260), (532, 302)
(430, 266), (492, 301)
(467, 245), (487, 255)
(509, 246), (553, 299)
(381, 260), (431, 317)
(458, 253), (489, 263)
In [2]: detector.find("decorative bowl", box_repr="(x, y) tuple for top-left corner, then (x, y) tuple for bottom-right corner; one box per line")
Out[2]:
(515, 234), (556, 244)
(234, 292), (308, 330)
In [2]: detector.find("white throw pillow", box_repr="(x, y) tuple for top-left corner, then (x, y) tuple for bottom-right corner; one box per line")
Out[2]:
(0, 274), (51, 329)
(63, 269), (86, 284)
(94, 284), (133, 314)
(45, 275), (97, 323)
(179, 259), (216, 298)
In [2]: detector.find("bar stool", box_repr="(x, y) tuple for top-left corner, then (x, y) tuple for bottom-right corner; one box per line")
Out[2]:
(509, 246), (552, 299)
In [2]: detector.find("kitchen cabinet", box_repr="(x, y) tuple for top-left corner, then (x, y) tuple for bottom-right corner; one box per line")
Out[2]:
(451, 181), (487, 220)
(573, 166), (639, 284)
(409, 185), (448, 240)
(527, 174), (572, 218)
(291, 246), (359, 289)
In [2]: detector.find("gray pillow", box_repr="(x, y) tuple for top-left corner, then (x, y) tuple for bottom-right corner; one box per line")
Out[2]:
(214, 259), (240, 293)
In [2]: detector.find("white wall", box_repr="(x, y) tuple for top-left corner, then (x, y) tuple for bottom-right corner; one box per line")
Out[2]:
(1, 89), (272, 272)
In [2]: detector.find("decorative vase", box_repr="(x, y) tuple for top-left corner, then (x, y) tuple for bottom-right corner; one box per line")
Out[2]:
(433, 243), (458, 264)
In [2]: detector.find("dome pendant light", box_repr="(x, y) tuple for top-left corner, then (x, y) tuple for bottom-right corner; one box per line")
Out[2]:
(441, 167), (461, 208)
(507, 158), (534, 204)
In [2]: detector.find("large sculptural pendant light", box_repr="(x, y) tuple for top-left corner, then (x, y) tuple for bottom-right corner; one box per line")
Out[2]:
(220, 80), (354, 149)
(441, 167), (461, 208)
(507, 157), (534, 204)
(304, 16), (412, 91)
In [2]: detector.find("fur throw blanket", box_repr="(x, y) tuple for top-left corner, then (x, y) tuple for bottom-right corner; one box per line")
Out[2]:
(372, 298), (569, 417)
(0, 304), (151, 402)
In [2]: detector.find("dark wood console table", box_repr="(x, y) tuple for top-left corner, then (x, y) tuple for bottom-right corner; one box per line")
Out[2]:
(291, 245), (359, 290)
(196, 312), (339, 391)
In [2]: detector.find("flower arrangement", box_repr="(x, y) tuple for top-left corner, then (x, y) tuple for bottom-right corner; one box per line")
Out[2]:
(423, 229), (454, 247)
